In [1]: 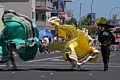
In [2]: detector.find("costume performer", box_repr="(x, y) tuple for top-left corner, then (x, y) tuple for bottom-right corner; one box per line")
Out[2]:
(98, 23), (115, 71)
(0, 10), (39, 70)
(48, 17), (100, 69)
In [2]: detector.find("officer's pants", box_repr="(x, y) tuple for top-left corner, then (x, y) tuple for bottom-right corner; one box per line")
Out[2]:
(101, 46), (110, 66)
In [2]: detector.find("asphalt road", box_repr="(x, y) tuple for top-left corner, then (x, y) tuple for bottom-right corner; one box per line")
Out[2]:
(0, 51), (120, 80)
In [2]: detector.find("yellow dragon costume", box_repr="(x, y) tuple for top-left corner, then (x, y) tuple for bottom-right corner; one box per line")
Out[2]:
(48, 17), (100, 68)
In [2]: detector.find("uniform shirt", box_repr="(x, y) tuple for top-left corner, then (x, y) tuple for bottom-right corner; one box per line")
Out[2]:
(98, 30), (115, 46)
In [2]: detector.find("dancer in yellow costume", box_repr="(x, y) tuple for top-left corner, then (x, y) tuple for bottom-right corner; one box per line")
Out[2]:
(48, 17), (100, 69)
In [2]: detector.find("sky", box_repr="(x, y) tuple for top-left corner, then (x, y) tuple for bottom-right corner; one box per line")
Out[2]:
(66, 0), (120, 21)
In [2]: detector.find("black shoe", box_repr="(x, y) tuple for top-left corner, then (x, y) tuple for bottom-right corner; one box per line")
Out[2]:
(104, 67), (108, 71)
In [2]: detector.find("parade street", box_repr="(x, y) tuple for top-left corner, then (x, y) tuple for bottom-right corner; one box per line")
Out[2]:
(0, 50), (120, 80)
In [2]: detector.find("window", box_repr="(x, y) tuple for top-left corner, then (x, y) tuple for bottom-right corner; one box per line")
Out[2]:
(32, 11), (35, 19)
(36, 12), (45, 21)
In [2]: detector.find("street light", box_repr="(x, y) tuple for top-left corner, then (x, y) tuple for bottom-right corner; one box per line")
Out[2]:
(91, 0), (95, 15)
(112, 12), (120, 26)
(91, 0), (95, 36)
(79, 2), (82, 29)
(115, 12), (120, 15)
(114, 12), (120, 19)
(109, 7), (120, 19)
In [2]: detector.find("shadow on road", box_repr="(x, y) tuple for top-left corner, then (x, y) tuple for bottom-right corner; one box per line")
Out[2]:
(0, 68), (103, 72)
(29, 68), (103, 72)
(0, 69), (29, 71)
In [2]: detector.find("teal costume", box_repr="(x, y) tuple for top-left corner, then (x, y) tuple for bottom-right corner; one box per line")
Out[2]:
(0, 10), (39, 62)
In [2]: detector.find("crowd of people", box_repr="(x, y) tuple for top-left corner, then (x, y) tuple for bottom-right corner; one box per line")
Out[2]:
(37, 36), (66, 54)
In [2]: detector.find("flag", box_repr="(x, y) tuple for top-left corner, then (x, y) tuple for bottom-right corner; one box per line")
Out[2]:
(61, 12), (68, 19)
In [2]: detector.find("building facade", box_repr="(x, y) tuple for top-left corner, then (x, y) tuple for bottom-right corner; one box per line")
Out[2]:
(0, 5), (4, 32)
(0, 0), (73, 32)
(52, 0), (73, 24)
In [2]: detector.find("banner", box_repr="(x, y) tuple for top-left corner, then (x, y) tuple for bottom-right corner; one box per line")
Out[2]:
(109, 19), (117, 26)
(58, 0), (64, 12)
(87, 13), (96, 23)
(87, 13), (91, 23)
(91, 13), (96, 22)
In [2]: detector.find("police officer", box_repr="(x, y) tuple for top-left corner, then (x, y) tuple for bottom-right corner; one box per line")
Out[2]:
(98, 24), (115, 71)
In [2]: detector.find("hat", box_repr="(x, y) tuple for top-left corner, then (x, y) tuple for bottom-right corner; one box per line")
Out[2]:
(98, 23), (114, 28)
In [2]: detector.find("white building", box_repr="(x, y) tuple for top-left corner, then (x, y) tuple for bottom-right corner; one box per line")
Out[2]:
(0, 5), (4, 32)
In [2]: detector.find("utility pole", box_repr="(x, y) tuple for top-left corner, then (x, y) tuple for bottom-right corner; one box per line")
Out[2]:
(91, 0), (95, 37)
(79, 2), (82, 29)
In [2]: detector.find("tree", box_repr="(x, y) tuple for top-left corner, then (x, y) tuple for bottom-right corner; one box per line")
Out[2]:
(78, 16), (108, 36)
(95, 17), (108, 25)
(65, 17), (77, 25)
(78, 15), (92, 34)
(78, 15), (91, 27)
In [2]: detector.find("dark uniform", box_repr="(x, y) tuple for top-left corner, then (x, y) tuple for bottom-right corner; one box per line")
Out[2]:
(98, 29), (115, 71)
